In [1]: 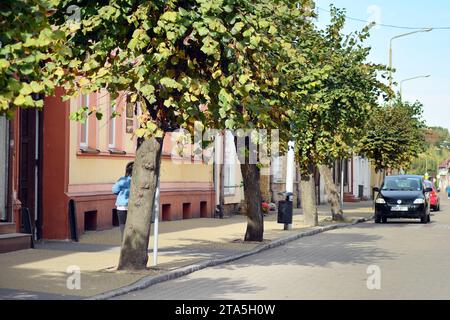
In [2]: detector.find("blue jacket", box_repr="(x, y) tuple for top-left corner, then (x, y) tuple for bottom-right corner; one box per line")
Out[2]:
(112, 176), (131, 207)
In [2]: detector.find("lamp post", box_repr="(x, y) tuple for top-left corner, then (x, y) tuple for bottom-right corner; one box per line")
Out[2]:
(389, 29), (432, 88)
(400, 75), (431, 98)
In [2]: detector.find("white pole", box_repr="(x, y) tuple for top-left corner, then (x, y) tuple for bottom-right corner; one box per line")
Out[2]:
(152, 177), (160, 266)
(285, 141), (295, 230)
(340, 159), (344, 207)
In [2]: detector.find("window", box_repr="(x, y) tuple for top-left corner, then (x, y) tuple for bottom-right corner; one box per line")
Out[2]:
(271, 156), (283, 182)
(108, 102), (116, 149)
(80, 94), (89, 148)
(382, 177), (423, 191)
(125, 101), (135, 134)
(224, 131), (236, 196)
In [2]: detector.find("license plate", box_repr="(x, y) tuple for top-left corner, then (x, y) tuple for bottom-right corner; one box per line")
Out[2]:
(391, 205), (408, 212)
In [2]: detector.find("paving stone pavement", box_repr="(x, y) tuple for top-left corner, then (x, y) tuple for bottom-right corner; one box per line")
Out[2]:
(115, 197), (450, 300)
(0, 202), (373, 300)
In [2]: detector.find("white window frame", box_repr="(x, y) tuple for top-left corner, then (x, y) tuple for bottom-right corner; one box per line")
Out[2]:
(80, 94), (89, 148)
(108, 101), (116, 149)
(224, 130), (236, 196)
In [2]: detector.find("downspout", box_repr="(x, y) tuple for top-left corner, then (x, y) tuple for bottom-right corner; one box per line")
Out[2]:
(6, 118), (13, 222)
(219, 130), (225, 218)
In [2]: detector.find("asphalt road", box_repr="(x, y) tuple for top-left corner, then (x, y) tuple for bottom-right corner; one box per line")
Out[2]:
(115, 196), (450, 300)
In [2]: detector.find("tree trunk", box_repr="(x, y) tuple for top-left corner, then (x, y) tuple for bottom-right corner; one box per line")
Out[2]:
(241, 163), (264, 242)
(117, 135), (164, 270)
(300, 170), (318, 227)
(319, 164), (344, 221)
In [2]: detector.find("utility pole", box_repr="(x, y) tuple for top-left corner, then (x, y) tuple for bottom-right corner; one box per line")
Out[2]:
(400, 75), (430, 98)
(284, 141), (295, 230)
(340, 158), (344, 207)
(219, 130), (225, 219)
(152, 176), (160, 266)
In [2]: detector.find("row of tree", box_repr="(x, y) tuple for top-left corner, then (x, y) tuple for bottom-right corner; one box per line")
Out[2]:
(1, 0), (426, 270)
(409, 126), (450, 177)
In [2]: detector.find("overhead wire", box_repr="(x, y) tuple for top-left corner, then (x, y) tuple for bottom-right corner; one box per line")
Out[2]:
(316, 6), (450, 30)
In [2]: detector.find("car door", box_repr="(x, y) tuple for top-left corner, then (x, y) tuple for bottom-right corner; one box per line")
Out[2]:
(423, 180), (431, 213)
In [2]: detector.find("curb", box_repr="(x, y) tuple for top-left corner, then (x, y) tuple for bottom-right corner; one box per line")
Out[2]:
(87, 216), (372, 300)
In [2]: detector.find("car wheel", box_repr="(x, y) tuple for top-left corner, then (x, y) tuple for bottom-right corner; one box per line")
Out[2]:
(421, 215), (428, 224)
(428, 215), (431, 223)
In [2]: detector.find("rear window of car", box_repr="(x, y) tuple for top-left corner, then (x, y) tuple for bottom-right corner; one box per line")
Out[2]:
(382, 177), (423, 191)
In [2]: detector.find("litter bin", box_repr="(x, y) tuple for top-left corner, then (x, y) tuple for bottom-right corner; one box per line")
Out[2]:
(278, 192), (293, 224)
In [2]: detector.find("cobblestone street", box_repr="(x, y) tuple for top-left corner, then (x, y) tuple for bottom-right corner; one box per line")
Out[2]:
(116, 197), (450, 300)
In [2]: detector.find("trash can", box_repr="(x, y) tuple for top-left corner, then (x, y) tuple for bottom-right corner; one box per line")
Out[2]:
(278, 192), (293, 224)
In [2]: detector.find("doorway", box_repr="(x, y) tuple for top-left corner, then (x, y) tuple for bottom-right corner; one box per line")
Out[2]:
(19, 109), (43, 240)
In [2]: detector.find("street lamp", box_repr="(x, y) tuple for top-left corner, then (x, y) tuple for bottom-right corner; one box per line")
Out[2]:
(389, 28), (433, 88)
(400, 75), (431, 98)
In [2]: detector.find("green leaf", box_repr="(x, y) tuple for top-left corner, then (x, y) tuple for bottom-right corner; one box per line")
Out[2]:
(0, 59), (10, 70)
(225, 119), (235, 129)
(14, 95), (27, 106)
(160, 11), (177, 22)
(139, 84), (155, 96)
(197, 26), (209, 36)
(231, 22), (244, 35)
(135, 128), (146, 138)
(200, 36), (219, 56)
(160, 77), (182, 90)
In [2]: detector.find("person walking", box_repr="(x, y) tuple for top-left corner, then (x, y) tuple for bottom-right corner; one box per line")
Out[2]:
(113, 161), (134, 241)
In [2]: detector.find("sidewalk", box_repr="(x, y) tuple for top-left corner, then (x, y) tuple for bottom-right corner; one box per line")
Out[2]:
(0, 202), (374, 300)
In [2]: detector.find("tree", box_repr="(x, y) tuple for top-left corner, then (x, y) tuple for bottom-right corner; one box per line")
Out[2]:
(357, 97), (426, 176)
(52, 0), (311, 268)
(409, 126), (450, 176)
(226, 0), (315, 241)
(288, 6), (390, 224)
(0, 0), (69, 116)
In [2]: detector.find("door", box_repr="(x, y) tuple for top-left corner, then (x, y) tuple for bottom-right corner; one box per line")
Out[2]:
(19, 109), (43, 239)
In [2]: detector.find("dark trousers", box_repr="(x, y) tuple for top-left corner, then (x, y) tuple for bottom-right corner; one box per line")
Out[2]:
(117, 210), (127, 241)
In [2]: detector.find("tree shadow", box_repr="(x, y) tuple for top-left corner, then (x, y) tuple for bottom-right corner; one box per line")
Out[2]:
(143, 225), (396, 270)
(115, 276), (266, 300)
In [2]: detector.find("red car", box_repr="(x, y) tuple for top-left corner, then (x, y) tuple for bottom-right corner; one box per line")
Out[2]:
(425, 181), (441, 211)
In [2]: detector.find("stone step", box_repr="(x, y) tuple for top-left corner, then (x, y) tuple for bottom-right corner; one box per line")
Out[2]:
(0, 222), (16, 235)
(343, 193), (361, 203)
(0, 233), (32, 253)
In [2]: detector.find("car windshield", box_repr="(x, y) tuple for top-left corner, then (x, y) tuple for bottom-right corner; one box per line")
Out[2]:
(381, 177), (423, 191)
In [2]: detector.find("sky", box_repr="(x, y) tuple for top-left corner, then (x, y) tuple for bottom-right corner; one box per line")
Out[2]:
(315, 0), (450, 131)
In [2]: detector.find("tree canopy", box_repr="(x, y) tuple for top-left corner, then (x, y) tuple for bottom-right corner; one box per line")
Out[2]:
(0, 0), (69, 116)
(357, 97), (426, 173)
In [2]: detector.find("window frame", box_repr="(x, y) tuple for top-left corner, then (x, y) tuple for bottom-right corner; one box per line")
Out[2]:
(80, 94), (89, 149)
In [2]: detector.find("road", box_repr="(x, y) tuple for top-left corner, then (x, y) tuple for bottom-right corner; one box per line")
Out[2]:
(116, 196), (450, 300)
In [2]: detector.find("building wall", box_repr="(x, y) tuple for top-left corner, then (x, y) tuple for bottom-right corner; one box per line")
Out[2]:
(352, 156), (372, 200)
(57, 90), (215, 238)
(270, 155), (301, 207)
(42, 88), (70, 239)
(212, 131), (244, 215)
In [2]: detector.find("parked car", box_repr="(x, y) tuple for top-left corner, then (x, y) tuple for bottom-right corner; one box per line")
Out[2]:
(373, 175), (432, 224)
(424, 180), (441, 211)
